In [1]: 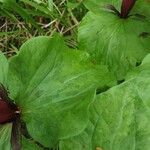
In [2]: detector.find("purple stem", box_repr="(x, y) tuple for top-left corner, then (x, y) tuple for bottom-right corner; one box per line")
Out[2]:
(120, 0), (136, 18)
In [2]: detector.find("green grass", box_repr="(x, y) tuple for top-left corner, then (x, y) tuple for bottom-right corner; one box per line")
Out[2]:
(0, 0), (87, 55)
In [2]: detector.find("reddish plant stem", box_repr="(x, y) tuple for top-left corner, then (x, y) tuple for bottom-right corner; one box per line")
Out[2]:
(120, 0), (136, 18)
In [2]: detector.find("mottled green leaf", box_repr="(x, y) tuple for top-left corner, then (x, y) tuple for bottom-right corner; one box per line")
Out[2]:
(60, 54), (150, 149)
(78, 10), (150, 80)
(60, 70), (150, 150)
(8, 34), (112, 147)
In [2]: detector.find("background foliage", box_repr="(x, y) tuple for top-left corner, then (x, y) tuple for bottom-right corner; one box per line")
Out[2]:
(0, 0), (86, 54)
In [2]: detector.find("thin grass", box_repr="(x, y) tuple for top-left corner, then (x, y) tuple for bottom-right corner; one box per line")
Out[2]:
(0, 0), (87, 56)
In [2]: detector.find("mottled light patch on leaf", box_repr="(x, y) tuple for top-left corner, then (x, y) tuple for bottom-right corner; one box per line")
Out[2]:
(96, 147), (103, 150)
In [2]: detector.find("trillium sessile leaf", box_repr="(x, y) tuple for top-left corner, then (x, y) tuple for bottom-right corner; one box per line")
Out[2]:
(78, 11), (150, 80)
(0, 123), (12, 150)
(83, 0), (150, 17)
(60, 72), (150, 150)
(7, 34), (112, 147)
(0, 52), (8, 86)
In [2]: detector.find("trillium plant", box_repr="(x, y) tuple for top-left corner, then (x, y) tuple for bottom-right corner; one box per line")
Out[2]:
(0, 34), (112, 149)
(0, 0), (150, 150)
(120, 0), (136, 18)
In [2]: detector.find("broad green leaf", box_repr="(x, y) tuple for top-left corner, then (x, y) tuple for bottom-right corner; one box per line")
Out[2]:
(8, 34), (112, 147)
(0, 52), (8, 86)
(78, 11), (150, 80)
(60, 71), (150, 150)
(83, 0), (150, 18)
(0, 124), (12, 150)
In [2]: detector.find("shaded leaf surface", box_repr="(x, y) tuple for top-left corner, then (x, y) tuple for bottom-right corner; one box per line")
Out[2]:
(60, 59), (150, 149)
